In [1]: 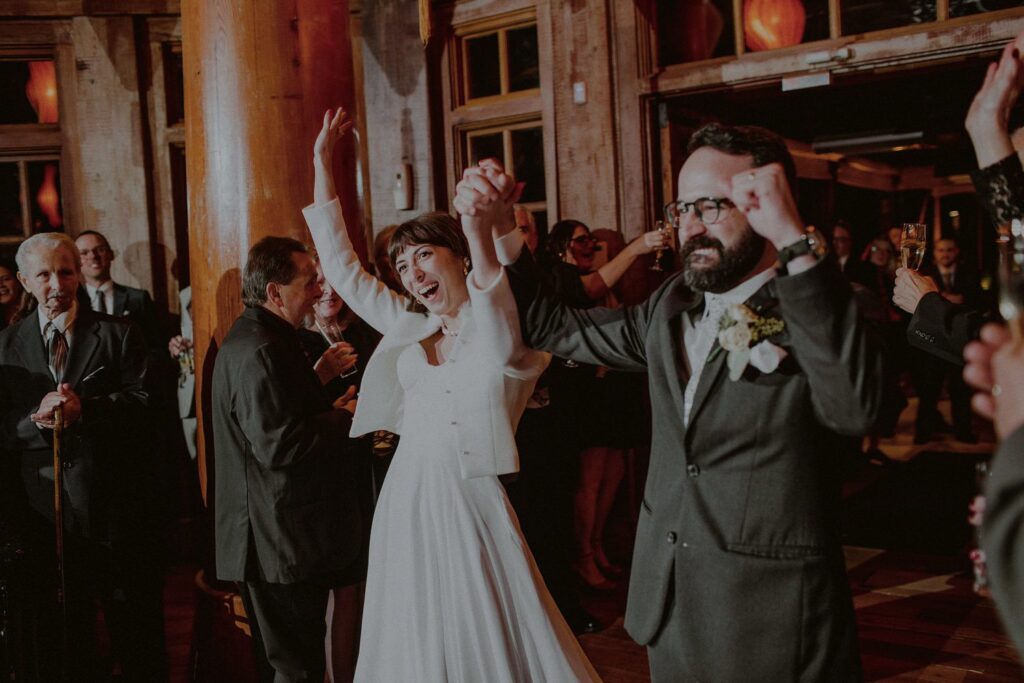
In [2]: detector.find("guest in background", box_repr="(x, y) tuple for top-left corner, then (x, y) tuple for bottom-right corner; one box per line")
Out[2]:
(167, 286), (197, 459)
(75, 230), (162, 350)
(212, 236), (363, 683)
(503, 206), (602, 634)
(543, 219), (660, 590)
(298, 259), (380, 683)
(912, 237), (981, 443)
(832, 220), (877, 289)
(0, 232), (165, 682)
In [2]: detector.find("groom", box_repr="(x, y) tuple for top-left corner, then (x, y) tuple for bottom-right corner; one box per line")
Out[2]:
(459, 124), (883, 681)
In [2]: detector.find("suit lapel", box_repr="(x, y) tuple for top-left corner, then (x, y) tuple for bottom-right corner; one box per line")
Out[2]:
(662, 285), (701, 426)
(63, 311), (101, 388)
(113, 285), (128, 317)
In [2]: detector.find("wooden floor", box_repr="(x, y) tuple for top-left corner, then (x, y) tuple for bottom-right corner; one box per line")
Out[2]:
(162, 399), (1023, 682)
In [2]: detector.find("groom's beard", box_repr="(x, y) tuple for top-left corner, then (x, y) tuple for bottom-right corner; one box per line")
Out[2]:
(680, 226), (765, 294)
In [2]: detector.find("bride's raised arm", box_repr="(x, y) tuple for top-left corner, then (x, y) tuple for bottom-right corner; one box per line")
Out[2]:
(302, 108), (407, 334)
(455, 163), (549, 380)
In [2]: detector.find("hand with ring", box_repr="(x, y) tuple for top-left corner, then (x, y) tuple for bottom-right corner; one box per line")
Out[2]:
(964, 322), (1024, 438)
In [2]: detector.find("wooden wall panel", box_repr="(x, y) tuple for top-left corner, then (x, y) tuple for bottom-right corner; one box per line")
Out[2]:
(64, 16), (153, 292)
(182, 0), (359, 499)
(355, 0), (439, 232)
(548, 0), (620, 231)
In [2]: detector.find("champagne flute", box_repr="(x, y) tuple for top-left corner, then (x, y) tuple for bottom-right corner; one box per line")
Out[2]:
(315, 314), (358, 378)
(900, 223), (927, 271)
(997, 218), (1024, 343)
(650, 220), (672, 272)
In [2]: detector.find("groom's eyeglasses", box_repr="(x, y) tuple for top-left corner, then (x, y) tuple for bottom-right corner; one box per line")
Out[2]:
(664, 197), (735, 226)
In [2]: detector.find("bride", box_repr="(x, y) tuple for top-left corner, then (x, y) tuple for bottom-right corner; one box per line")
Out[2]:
(303, 108), (601, 683)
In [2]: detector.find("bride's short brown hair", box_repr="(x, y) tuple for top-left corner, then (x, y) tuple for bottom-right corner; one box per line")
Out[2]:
(387, 213), (470, 267)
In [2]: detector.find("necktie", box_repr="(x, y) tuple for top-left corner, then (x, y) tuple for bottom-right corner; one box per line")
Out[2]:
(942, 272), (953, 292)
(46, 322), (68, 384)
(92, 289), (105, 314)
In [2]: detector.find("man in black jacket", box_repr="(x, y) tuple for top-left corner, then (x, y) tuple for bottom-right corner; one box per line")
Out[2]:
(0, 232), (164, 681)
(212, 236), (362, 682)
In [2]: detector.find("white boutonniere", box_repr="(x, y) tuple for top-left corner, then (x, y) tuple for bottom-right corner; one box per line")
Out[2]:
(716, 304), (787, 380)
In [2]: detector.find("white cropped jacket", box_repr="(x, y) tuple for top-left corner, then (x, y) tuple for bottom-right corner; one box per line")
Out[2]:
(302, 199), (550, 478)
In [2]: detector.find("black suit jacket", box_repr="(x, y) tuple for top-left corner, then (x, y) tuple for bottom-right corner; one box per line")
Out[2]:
(212, 307), (361, 584)
(0, 307), (152, 543)
(509, 252), (882, 681)
(906, 292), (986, 365)
(77, 282), (163, 350)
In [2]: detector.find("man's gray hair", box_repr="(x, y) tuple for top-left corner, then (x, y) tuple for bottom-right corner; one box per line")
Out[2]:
(15, 232), (81, 273)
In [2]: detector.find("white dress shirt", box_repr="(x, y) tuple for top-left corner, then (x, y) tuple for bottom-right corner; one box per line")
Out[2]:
(681, 268), (776, 424)
(84, 280), (114, 315)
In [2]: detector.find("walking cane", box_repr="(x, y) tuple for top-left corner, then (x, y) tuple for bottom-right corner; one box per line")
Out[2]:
(52, 404), (67, 677)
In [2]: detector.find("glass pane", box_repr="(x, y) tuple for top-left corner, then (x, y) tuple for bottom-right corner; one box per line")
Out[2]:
(0, 163), (23, 237)
(842, 1), (921, 36)
(0, 60), (59, 125)
(163, 44), (185, 126)
(510, 127), (546, 204)
(466, 33), (501, 99)
(469, 132), (504, 166)
(744, 0), (830, 52)
(951, 0), (1023, 17)
(507, 25), (539, 92)
(27, 161), (62, 233)
(658, 0), (735, 65)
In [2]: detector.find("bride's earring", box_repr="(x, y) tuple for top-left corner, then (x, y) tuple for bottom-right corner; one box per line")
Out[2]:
(463, 259), (470, 276)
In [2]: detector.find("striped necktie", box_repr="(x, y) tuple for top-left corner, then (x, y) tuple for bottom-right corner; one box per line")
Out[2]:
(46, 322), (68, 384)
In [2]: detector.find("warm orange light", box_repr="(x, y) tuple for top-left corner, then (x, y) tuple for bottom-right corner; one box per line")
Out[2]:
(744, 0), (806, 52)
(25, 61), (59, 124)
(36, 164), (62, 228)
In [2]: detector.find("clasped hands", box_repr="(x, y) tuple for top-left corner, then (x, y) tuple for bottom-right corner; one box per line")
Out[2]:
(453, 159), (522, 237)
(31, 383), (81, 430)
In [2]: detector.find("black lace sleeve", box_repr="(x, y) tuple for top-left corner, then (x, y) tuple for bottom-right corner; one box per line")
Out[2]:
(971, 153), (1024, 226)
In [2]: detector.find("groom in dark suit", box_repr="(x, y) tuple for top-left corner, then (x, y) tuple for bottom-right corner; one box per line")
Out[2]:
(212, 236), (363, 683)
(0, 232), (165, 681)
(482, 124), (883, 681)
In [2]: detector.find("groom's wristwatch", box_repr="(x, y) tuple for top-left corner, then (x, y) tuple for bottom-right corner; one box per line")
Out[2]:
(776, 231), (827, 275)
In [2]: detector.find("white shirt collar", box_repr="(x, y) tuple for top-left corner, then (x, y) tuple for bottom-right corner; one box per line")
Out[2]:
(85, 280), (114, 297)
(38, 300), (78, 340)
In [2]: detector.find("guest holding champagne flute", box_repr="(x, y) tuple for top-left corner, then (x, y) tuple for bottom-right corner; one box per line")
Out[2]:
(900, 223), (927, 271)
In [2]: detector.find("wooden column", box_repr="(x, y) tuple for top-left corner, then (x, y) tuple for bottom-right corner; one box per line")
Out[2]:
(182, 0), (362, 500)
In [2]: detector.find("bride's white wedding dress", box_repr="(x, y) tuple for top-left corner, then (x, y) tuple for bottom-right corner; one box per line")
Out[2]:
(354, 334), (600, 683)
(303, 198), (600, 683)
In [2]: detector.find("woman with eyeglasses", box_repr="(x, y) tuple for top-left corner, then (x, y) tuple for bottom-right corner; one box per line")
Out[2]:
(542, 219), (662, 591)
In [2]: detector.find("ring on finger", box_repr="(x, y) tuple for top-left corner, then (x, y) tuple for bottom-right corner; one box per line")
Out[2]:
(748, 172), (756, 181)
(992, 383), (1003, 397)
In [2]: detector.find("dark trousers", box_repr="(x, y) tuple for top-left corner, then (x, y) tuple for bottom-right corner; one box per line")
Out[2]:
(21, 512), (167, 683)
(237, 578), (331, 683)
(913, 354), (973, 435)
(505, 405), (580, 617)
